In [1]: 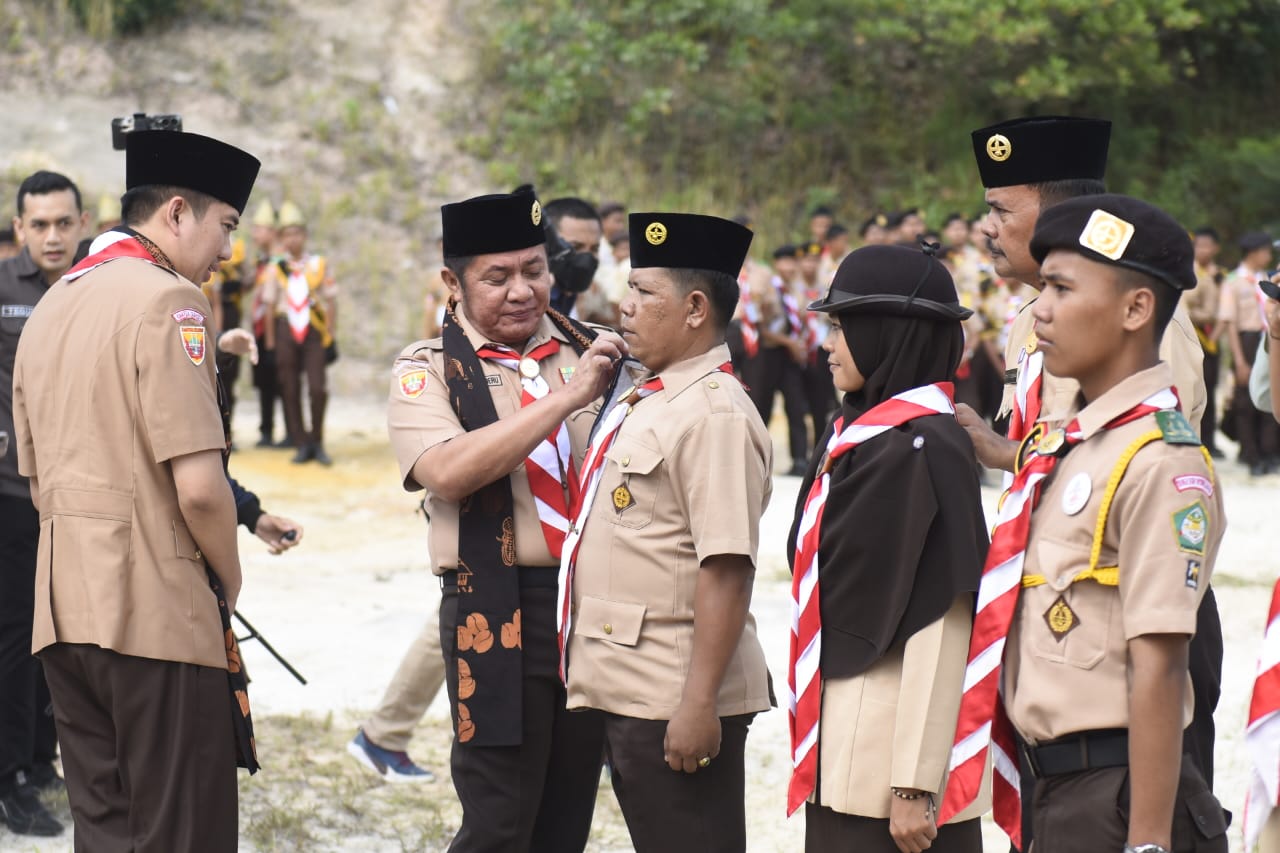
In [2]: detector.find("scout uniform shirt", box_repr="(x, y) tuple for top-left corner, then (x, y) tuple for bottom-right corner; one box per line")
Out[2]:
(565, 344), (774, 720)
(386, 307), (599, 572)
(998, 297), (1208, 431)
(1002, 363), (1224, 743)
(1218, 263), (1267, 334)
(12, 257), (228, 669)
(0, 247), (47, 500)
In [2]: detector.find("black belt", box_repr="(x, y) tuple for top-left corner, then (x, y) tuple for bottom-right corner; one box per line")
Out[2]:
(439, 565), (560, 591)
(1024, 729), (1128, 779)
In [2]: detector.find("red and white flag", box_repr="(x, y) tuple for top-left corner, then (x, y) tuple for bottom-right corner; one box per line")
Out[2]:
(1246, 577), (1280, 848)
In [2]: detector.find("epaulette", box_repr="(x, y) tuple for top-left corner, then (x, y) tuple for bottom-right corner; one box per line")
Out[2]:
(1154, 410), (1201, 446)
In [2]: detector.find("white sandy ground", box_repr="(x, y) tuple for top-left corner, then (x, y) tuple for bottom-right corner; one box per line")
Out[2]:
(1, 387), (1275, 852)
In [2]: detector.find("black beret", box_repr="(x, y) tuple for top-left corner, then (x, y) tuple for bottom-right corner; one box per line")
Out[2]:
(126, 131), (260, 214)
(1029, 193), (1195, 291)
(859, 213), (888, 235)
(772, 244), (797, 260)
(971, 116), (1111, 189)
(441, 187), (545, 258)
(628, 212), (753, 277)
(1239, 231), (1274, 253)
(808, 245), (973, 321)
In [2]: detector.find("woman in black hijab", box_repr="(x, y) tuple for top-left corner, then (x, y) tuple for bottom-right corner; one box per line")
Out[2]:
(786, 244), (990, 852)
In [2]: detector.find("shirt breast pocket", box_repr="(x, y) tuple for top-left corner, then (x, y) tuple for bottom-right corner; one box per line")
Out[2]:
(602, 442), (662, 530)
(1028, 538), (1113, 670)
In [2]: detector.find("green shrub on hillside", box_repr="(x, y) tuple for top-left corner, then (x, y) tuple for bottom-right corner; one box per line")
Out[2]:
(67, 0), (241, 37)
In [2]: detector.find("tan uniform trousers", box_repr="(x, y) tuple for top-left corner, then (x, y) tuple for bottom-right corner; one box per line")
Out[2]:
(361, 612), (445, 752)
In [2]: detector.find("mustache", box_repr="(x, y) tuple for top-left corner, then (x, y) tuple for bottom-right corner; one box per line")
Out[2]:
(986, 237), (1003, 256)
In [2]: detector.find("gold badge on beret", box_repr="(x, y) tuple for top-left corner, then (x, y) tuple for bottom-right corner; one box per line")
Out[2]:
(531, 200), (542, 227)
(645, 221), (668, 246)
(1044, 595), (1079, 641)
(612, 484), (634, 512)
(875, 214), (888, 227)
(986, 133), (1012, 163)
(1078, 209), (1135, 261)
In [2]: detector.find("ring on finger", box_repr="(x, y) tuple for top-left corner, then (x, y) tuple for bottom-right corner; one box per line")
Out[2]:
(697, 756), (711, 768)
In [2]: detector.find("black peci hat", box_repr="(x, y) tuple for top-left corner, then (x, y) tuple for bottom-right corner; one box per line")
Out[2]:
(808, 245), (972, 321)
(1029, 194), (1195, 291)
(628, 212), (753, 277)
(971, 116), (1111, 189)
(126, 131), (260, 214)
(772, 244), (798, 260)
(441, 187), (545, 258)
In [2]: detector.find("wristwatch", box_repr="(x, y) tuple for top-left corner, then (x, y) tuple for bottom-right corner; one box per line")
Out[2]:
(1124, 845), (1170, 853)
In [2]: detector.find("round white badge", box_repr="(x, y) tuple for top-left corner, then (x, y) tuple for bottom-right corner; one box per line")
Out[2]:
(519, 357), (540, 379)
(1061, 472), (1093, 516)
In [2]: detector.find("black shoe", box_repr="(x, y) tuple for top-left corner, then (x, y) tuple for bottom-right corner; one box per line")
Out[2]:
(312, 445), (333, 467)
(23, 763), (63, 794)
(291, 444), (315, 464)
(256, 436), (274, 448)
(0, 783), (63, 837)
(1250, 462), (1267, 477)
(273, 437), (296, 449)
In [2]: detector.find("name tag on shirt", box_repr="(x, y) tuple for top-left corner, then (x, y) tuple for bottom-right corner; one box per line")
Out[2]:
(1, 304), (34, 319)
(486, 374), (503, 387)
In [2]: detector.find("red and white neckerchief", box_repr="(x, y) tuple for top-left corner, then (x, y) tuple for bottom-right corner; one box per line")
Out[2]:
(476, 339), (577, 560)
(64, 231), (158, 281)
(786, 382), (957, 816)
(283, 257), (315, 344)
(1006, 322), (1044, 445)
(1245, 577), (1280, 848)
(739, 277), (761, 359)
(939, 387), (1178, 847)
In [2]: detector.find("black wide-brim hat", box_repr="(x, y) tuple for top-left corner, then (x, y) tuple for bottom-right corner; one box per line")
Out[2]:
(628, 212), (753, 277)
(441, 187), (545, 258)
(1029, 193), (1195, 291)
(126, 131), (260, 214)
(971, 115), (1111, 189)
(808, 245), (972, 321)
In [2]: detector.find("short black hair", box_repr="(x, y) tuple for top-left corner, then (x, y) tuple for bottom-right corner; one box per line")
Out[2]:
(1031, 178), (1107, 209)
(1193, 226), (1221, 242)
(942, 212), (965, 228)
(599, 201), (626, 219)
(443, 255), (475, 287)
(810, 205), (834, 218)
(16, 170), (82, 217)
(122, 185), (214, 225)
(544, 197), (601, 227)
(1114, 266), (1177, 343)
(825, 224), (848, 240)
(669, 268), (739, 333)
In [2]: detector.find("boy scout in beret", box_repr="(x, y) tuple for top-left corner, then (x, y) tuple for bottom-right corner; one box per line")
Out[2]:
(558, 212), (774, 853)
(386, 187), (625, 852)
(942, 194), (1230, 853)
(12, 130), (260, 851)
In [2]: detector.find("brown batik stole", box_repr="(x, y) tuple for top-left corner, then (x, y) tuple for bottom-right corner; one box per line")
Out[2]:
(441, 303), (594, 747)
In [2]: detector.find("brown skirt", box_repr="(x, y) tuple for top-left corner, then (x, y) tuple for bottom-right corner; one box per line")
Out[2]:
(805, 803), (984, 853)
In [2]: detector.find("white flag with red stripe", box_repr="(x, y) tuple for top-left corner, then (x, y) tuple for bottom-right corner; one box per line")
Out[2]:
(1246, 577), (1280, 848)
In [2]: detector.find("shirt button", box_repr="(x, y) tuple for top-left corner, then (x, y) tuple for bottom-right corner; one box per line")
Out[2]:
(195, 549), (203, 560)
(621, 456), (630, 467)
(1051, 576), (1070, 592)
(603, 623), (613, 635)
(708, 381), (720, 389)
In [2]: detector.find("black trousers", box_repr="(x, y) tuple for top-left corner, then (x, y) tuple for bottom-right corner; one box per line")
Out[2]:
(1028, 756), (1227, 853)
(604, 713), (753, 853)
(440, 580), (603, 853)
(1230, 331), (1279, 465)
(0, 494), (57, 791)
(800, 349), (837, 448)
(1200, 346), (1220, 451)
(746, 346), (810, 465)
(804, 804), (982, 853)
(40, 644), (238, 853)
(252, 334), (281, 441)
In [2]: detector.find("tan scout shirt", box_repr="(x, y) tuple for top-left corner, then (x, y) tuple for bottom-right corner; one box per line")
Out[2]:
(998, 297), (1207, 432)
(1184, 263), (1221, 331)
(13, 258), (228, 669)
(386, 308), (599, 573)
(1218, 265), (1266, 333)
(565, 344), (774, 720)
(1003, 363), (1224, 743)
(818, 596), (991, 820)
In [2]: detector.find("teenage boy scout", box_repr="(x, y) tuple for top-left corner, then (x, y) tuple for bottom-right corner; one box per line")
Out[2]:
(1002, 195), (1228, 853)
(559, 213), (774, 853)
(12, 130), (260, 851)
(386, 187), (625, 852)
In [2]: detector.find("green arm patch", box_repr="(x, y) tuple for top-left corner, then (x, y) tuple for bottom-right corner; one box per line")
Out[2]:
(1155, 410), (1201, 446)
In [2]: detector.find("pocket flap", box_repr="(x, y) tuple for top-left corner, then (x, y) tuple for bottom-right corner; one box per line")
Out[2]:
(1185, 789), (1228, 839)
(575, 596), (646, 646)
(604, 442), (662, 476)
(173, 520), (202, 561)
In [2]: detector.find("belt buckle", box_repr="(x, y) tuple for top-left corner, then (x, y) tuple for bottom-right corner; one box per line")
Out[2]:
(1022, 742), (1042, 779)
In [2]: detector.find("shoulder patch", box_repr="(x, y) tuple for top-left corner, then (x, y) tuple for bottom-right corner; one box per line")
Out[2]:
(1173, 474), (1214, 497)
(180, 325), (206, 365)
(172, 308), (205, 324)
(399, 368), (428, 398)
(1155, 410), (1200, 445)
(1171, 501), (1209, 556)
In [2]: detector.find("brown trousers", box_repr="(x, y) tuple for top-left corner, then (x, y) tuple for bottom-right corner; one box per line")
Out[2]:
(39, 643), (238, 853)
(1028, 757), (1227, 853)
(275, 317), (328, 446)
(604, 712), (754, 853)
(804, 804), (983, 853)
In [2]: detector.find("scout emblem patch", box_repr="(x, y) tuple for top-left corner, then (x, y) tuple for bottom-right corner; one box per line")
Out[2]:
(1037, 428), (1066, 456)
(180, 326), (206, 365)
(531, 200), (542, 227)
(1155, 410), (1200, 445)
(645, 221), (668, 246)
(1185, 559), (1201, 590)
(1044, 595), (1080, 641)
(399, 369), (428, 398)
(1079, 209), (1135, 260)
(612, 484), (634, 513)
(1172, 501), (1208, 556)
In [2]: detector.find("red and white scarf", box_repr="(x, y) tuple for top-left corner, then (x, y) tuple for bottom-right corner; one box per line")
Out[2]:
(1246, 577), (1280, 848)
(786, 382), (957, 815)
(476, 339), (578, 560)
(64, 231), (159, 281)
(939, 387), (1178, 847)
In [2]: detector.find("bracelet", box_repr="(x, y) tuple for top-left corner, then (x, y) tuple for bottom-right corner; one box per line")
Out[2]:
(890, 786), (928, 800)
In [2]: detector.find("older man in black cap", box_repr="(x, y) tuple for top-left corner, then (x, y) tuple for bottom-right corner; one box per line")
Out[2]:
(557, 212), (773, 852)
(386, 187), (625, 852)
(11, 130), (260, 851)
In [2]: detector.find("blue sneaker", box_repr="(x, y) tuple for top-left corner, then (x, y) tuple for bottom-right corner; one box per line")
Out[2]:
(347, 730), (435, 783)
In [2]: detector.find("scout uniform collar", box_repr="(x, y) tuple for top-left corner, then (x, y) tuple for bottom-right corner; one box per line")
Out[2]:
(649, 343), (737, 402)
(450, 301), (574, 355)
(1070, 363), (1177, 440)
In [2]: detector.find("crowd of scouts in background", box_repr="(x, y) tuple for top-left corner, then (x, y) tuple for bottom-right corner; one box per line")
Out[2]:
(1, 111), (1280, 853)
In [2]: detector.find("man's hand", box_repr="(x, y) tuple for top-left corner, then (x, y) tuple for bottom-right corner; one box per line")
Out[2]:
(889, 791), (938, 853)
(663, 699), (721, 774)
(1236, 361), (1253, 386)
(254, 514), (303, 555)
(558, 331), (627, 408)
(218, 328), (259, 365)
(955, 402), (1018, 472)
